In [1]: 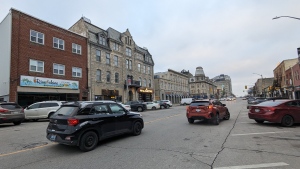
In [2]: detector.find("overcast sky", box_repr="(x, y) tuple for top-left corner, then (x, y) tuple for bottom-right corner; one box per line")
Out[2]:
(1, 0), (300, 96)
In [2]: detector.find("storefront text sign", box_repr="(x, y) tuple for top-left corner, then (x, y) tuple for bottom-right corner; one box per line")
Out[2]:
(138, 87), (153, 93)
(20, 75), (79, 90)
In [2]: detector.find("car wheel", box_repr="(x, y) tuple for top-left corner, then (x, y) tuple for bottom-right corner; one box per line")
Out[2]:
(213, 113), (219, 125)
(281, 115), (294, 127)
(255, 119), (264, 123)
(137, 107), (143, 112)
(13, 121), (22, 125)
(188, 118), (194, 124)
(132, 121), (142, 136)
(223, 110), (230, 120)
(48, 112), (54, 119)
(79, 131), (98, 152)
(160, 106), (163, 109)
(152, 106), (156, 110)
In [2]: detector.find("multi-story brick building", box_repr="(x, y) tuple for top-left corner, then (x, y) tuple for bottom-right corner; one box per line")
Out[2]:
(0, 9), (88, 106)
(189, 67), (216, 99)
(69, 17), (154, 102)
(273, 58), (298, 98)
(154, 69), (189, 103)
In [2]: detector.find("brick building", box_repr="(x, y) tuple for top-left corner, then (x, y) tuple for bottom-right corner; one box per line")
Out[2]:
(69, 17), (154, 102)
(0, 9), (88, 106)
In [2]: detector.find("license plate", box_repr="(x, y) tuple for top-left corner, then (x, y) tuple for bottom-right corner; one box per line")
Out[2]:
(255, 109), (260, 112)
(196, 109), (201, 112)
(50, 134), (56, 141)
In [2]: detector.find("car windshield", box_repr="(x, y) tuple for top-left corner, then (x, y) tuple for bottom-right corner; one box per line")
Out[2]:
(1, 103), (22, 109)
(255, 100), (286, 107)
(54, 106), (78, 116)
(190, 102), (210, 106)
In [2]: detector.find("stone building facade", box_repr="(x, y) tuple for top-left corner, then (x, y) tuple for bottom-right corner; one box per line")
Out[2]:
(69, 17), (154, 102)
(211, 74), (232, 98)
(0, 9), (88, 106)
(254, 77), (274, 97)
(154, 69), (189, 103)
(189, 67), (217, 99)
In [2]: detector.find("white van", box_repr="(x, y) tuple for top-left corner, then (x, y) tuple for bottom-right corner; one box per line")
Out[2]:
(180, 98), (194, 105)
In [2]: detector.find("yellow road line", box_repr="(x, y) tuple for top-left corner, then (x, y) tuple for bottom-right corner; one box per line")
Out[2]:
(0, 143), (54, 158)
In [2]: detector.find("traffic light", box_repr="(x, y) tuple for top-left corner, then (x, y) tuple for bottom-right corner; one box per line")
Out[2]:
(245, 85), (247, 89)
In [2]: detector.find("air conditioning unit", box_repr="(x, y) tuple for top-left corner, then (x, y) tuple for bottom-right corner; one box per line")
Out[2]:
(189, 78), (195, 82)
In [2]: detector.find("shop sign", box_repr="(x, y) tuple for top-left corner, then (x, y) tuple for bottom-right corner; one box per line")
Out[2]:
(20, 75), (79, 90)
(138, 87), (153, 94)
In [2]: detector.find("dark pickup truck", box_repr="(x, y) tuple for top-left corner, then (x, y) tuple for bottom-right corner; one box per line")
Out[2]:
(125, 101), (147, 112)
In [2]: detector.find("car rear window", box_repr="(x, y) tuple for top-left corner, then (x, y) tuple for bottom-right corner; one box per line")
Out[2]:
(0, 103), (22, 109)
(190, 102), (210, 106)
(256, 100), (286, 107)
(54, 106), (78, 116)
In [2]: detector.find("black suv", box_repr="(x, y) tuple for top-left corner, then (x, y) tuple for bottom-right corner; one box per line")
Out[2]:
(46, 101), (144, 151)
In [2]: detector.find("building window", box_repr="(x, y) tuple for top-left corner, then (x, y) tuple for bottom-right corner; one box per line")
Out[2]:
(72, 43), (81, 54)
(99, 36), (106, 45)
(126, 59), (129, 69)
(138, 63), (141, 72)
(114, 55), (118, 66)
(29, 59), (44, 72)
(126, 48), (132, 56)
(72, 67), (82, 77)
(96, 50), (101, 62)
(30, 30), (44, 44)
(143, 79), (147, 87)
(148, 66), (151, 74)
(149, 79), (151, 87)
(53, 37), (64, 50)
(53, 63), (65, 75)
(115, 73), (119, 83)
(106, 71), (111, 82)
(106, 53), (110, 65)
(143, 65), (146, 73)
(129, 60), (132, 70)
(96, 69), (101, 81)
(139, 77), (142, 86)
(113, 42), (119, 51)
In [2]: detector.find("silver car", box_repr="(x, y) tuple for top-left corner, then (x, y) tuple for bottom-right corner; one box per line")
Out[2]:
(0, 102), (25, 125)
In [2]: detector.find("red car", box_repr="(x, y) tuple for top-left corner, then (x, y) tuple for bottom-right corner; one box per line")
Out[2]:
(186, 100), (230, 125)
(248, 99), (300, 127)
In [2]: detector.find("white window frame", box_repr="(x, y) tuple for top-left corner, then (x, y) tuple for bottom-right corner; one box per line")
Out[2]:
(106, 53), (110, 65)
(96, 50), (101, 62)
(99, 36), (106, 45)
(114, 55), (118, 66)
(72, 43), (82, 55)
(72, 67), (82, 78)
(53, 63), (65, 75)
(30, 30), (44, 44)
(138, 63), (141, 72)
(53, 37), (64, 50)
(29, 59), (44, 73)
(96, 69), (101, 81)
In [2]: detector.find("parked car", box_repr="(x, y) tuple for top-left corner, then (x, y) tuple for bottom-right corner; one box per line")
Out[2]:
(24, 101), (66, 121)
(248, 99), (300, 127)
(160, 100), (172, 107)
(180, 98), (194, 105)
(247, 97), (267, 109)
(153, 101), (169, 109)
(46, 101), (144, 151)
(124, 101), (147, 112)
(0, 102), (25, 125)
(186, 100), (230, 125)
(145, 102), (160, 110)
(118, 103), (131, 111)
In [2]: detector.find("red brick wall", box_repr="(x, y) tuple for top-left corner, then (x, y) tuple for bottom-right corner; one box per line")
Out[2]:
(9, 9), (88, 102)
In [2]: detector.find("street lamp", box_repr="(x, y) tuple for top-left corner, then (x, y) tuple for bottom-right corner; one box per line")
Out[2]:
(273, 16), (300, 20)
(253, 73), (264, 97)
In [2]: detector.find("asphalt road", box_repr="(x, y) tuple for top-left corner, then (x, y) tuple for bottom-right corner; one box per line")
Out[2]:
(0, 99), (299, 169)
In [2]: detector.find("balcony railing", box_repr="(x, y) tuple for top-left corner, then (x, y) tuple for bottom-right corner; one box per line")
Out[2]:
(124, 80), (141, 87)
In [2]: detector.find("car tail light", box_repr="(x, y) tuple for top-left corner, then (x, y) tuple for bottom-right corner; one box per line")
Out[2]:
(0, 108), (9, 113)
(207, 105), (213, 110)
(67, 118), (79, 126)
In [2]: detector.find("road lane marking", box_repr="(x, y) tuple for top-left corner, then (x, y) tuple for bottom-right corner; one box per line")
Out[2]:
(144, 114), (181, 124)
(231, 131), (291, 136)
(214, 162), (289, 169)
(0, 143), (54, 158)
